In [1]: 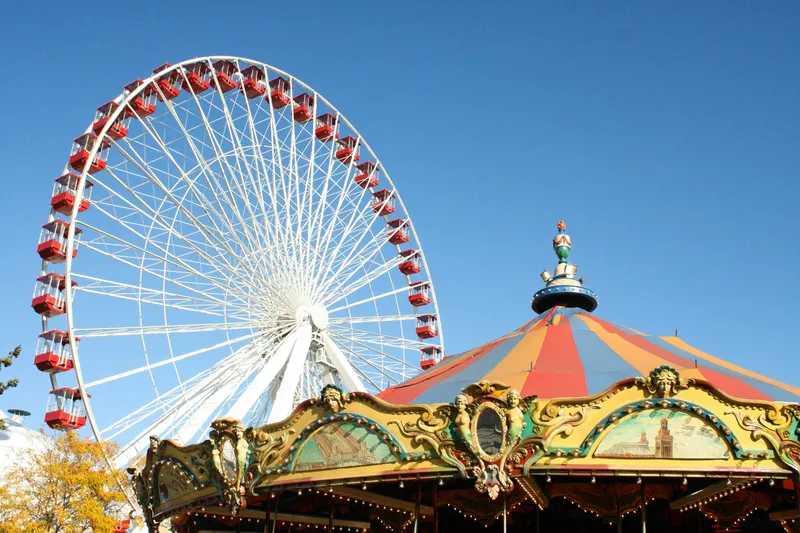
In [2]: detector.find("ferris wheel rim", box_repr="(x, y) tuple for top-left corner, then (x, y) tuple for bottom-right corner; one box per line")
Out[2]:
(41, 56), (445, 473)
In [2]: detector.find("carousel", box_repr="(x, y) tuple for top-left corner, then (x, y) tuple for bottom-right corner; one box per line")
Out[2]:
(130, 222), (800, 533)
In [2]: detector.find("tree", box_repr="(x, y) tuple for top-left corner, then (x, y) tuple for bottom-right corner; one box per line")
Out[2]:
(0, 345), (21, 431)
(0, 431), (131, 533)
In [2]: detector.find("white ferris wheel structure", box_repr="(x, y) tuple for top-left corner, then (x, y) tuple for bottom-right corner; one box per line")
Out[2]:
(31, 56), (445, 468)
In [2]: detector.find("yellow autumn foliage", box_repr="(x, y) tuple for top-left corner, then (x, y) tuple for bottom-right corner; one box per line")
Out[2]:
(0, 431), (132, 533)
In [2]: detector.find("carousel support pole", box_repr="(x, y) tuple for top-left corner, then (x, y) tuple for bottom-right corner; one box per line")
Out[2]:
(502, 494), (507, 533)
(433, 482), (439, 533)
(536, 505), (540, 533)
(413, 481), (421, 533)
(328, 499), (334, 533)
(272, 491), (281, 533)
(263, 491), (270, 533)
(640, 480), (647, 533)
(615, 479), (622, 533)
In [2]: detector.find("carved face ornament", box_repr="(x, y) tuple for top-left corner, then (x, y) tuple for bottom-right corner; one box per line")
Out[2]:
(455, 394), (468, 412)
(655, 368), (678, 396)
(323, 387), (342, 412)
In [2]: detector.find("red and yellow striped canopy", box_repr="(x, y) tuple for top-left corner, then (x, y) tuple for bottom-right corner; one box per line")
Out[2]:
(380, 307), (800, 405)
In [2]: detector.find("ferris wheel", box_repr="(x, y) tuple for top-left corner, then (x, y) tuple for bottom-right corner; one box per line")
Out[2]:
(32, 56), (445, 465)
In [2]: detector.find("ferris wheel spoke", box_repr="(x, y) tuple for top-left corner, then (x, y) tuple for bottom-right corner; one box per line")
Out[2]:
(111, 135), (266, 291)
(87, 172), (260, 295)
(78, 233), (251, 310)
(74, 320), (262, 338)
(105, 341), (260, 442)
(84, 331), (261, 389)
(299, 109), (339, 283)
(174, 67), (272, 262)
(78, 209), (269, 309)
(227, 61), (283, 274)
(326, 331), (409, 383)
(319, 233), (403, 303)
(310, 176), (370, 289)
(224, 326), (302, 421)
(329, 325), (428, 351)
(266, 323), (313, 423)
(144, 86), (276, 284)
(71, 274), (248, 317)
(327, 284), (411, 314)
(112, 341), (266, 462)
(316, 190), (396, 296)
(328, 314), (418, 325)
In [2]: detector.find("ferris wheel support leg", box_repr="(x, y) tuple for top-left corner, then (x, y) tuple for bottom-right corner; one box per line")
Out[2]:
(267, 324), (313, 424)
(321, 333), (366, 393)
(224, 329), (302, 422)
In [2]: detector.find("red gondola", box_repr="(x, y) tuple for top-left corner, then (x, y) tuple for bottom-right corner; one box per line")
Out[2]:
(51, 173), (93, 216)
(68, 134), (109, 175)
(34, 330), (76, 374)
(37, 220), (81, 263)
(212, 60), (239, 92)
(240, 66), (266, 98)
(415, 315), (438, 339)
(92, 101), (129, 141)
(387, 219), (409, 245)
(113, 520), (131, 533)
(292, 93), (314, 123)
(408, 281), (431, 307)
(268, 77), (291, 109)
(152, 63), (181, 101)
(122, 79), (157, 117)
(398, 249), (421, 275)
(335, 136), (360, 164)
(31, 273), (77, 318)
(44, 388), (87, 430)
(371, 190), (396, 216)
(354, 161), (378, 188)
(420, 346), (441, 370)
(181, 62), (211, 94)
(315, 113), (338, 142)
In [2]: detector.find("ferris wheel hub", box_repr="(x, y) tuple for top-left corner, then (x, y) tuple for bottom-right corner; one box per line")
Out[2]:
(294, 303), (329, 330)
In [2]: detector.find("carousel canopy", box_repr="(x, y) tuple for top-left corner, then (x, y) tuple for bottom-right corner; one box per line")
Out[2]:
(380, 306), (800, 404)
(381, 222), (800, 406)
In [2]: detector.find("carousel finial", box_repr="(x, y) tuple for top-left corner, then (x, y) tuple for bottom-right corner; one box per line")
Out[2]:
(532, 221), (598, 314)
(553, 221), (571, 263)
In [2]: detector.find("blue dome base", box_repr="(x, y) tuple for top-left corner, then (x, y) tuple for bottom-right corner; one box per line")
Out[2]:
(531, 285), (598, 314)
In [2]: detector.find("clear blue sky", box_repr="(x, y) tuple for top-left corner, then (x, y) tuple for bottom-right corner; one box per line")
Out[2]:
(1, 2), (798, 428)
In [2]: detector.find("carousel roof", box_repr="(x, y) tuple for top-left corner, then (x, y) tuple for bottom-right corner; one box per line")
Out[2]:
(380, 306), (800, 404)
(380, 221), (800, 406)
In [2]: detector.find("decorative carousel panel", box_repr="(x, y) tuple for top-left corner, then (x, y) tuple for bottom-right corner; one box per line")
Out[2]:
(293, 421), (399, 472)
(593, 409), (730, 460)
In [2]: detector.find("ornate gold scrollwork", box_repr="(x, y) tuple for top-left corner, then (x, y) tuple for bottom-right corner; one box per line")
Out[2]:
(727, 408), (800, 474)
(243, 426), (295, 494)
